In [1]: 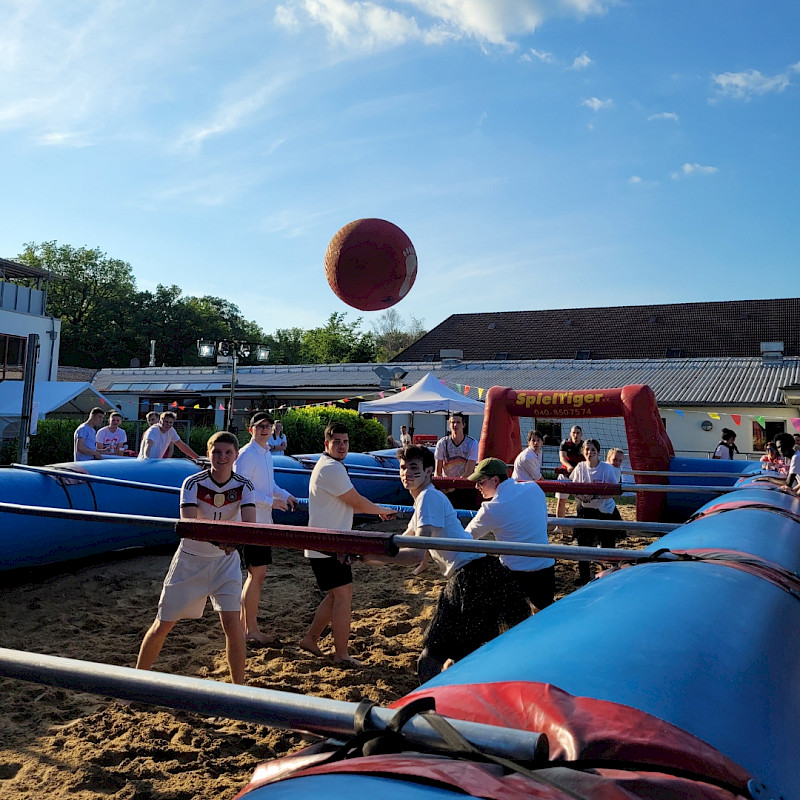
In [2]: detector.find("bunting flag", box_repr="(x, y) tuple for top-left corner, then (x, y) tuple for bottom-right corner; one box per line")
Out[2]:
(478, 388), (484, 399)
(379, 392), (385, 398)
(731, 414), (741, 426)
(170, 401), (178, 408)
(193, 404), (200, 409)
(708, 412), (721, 420)
(673, 409), (684, 416)
(456, 384), (463, 393)
(791, 418), (800, 433)
(219, 404), (225, 410)
(178, 406), (185, 410)
(401, 386), (407, 391)
(464, 385), (471, 395)
(755, 416), (766, 427)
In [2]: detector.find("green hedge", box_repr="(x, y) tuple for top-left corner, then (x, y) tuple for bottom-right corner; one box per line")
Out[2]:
(279, 407), (387, 455)
(0, 409), (386, 466)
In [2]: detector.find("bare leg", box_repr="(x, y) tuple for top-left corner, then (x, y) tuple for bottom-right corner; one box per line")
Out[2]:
(219, 610), (246, 684)
(298, 592), (333, 656)
(330, 583), (360, 664)
(136, 618), (176, 671)
(241, 564), (272, 643)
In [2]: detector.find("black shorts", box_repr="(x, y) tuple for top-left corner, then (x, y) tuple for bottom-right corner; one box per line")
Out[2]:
(512, 565), (555, 611)
(310, 556), (352, 593)
(424, 556), (530, 663)
(242, 545), (273, 568)
(576, 505), (621, 550)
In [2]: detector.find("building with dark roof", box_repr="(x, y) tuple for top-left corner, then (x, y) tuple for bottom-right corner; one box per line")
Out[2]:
(391, 298), (800, 362)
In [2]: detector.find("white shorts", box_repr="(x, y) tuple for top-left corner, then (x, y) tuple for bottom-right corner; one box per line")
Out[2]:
(157, 550), (242, 621)
(555, 473), (573, 501)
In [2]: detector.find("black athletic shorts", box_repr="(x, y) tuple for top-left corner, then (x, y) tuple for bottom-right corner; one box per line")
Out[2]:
(242, 545), (273, 568)
(512, 565), (555, 611)
(310, 556), (352, 593)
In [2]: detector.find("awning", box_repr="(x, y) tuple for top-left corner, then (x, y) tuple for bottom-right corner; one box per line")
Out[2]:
(0, 381), (117, 439)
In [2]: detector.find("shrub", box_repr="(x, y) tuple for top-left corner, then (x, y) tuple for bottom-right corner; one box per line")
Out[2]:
(279, 407), (386, 454)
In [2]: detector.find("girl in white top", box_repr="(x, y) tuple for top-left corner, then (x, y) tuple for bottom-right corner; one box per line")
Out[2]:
(570, 439), (621, 584)
(268, 421), (288, 453)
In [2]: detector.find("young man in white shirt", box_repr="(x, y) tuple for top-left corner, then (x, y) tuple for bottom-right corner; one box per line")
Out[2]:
(234, 412), (297, 646)
(138, 411), (200, 460)
(467, 457), (555, 611)
(367, 446), (530, 683)
(399, 425), (412, 447)
(96, 411), (128, 456)
(434, 413), (479, 478)
(135, 431), (256, 684)
(298, 422), (395, 665)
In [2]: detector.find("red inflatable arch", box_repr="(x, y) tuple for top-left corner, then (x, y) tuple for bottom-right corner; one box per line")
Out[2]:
(478, 384), (674, 521)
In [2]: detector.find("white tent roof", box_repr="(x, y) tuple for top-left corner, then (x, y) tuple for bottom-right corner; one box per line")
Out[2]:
(358, 372), (485, 415)
(0, 381), (117, 438)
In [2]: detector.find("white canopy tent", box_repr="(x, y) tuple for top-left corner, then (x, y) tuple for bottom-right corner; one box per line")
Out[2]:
(358, 372), (485, 416)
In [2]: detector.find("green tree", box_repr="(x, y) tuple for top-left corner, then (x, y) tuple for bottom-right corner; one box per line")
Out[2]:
(301, 312), (377, 364)
(18, 241), (139, 367)
(371, 308), (427, 361)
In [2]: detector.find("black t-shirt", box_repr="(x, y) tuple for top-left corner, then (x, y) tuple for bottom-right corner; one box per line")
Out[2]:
(560, 438), (585, 469)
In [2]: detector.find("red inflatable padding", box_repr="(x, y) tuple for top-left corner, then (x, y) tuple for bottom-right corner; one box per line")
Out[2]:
(671, 548), (800, 599)
(688, 498), (800, 526)
(479, 385), (674, 521)
(393, 682), (751, 792)
(175, 520), (397, 555)
(237, 751), (748, 800)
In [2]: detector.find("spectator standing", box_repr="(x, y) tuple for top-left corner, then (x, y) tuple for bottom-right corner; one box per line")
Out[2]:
(511, 429), (544, 481)
(268, 421), (288, 454)
(712, 428), (739, 460)
(138, 411), (200, 460)
(606, 447), (625, 481)
(434, 413), (479, 478)
(74, 407), (105, 461)
(399, 425), (412, 447)
(96, 411), (128, 456)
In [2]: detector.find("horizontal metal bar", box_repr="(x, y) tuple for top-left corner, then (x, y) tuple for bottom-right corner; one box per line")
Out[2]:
(0, 648), (546, 763)
(0, 500), (177, 528)
(547, 517), (678, 533)
(7, 463), (181, 494)
(619, 483), (737, 494)
(623, 469), (760, 478)
(391, 535), (674, 563)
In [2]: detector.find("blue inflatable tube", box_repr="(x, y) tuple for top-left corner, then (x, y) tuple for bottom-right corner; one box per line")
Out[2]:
(237, 482), (800, 799)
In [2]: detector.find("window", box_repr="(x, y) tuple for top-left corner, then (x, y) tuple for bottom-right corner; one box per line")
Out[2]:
(0, 334), (26, 381)
(575, 350), (592, 360)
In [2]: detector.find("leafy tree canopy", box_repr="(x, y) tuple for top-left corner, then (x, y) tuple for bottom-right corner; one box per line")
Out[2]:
(15, 241), (426, 368)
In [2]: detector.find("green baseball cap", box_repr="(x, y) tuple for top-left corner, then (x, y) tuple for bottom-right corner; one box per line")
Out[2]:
(468, 457), (509, 482)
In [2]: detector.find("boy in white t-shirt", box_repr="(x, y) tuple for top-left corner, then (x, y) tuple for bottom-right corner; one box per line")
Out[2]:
(138, 411), (200, 460)
(96, 411), (128, 456)
(135, 431), (256, 684)
(367, 446), (530, 683)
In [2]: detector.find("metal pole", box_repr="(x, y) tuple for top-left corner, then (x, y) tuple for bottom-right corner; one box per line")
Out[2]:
(0, 648), (547, 763)
(623, 469), (760, 478)
(17, 333), (39, 465)
(390, 535), (675, 563)
(228, 345), (237, 432)
(7, 463), (181, 494)
(619, 482), (737, 494)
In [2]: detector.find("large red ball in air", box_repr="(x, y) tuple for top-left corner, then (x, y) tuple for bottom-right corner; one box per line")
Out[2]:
(324, 218), (417, 311)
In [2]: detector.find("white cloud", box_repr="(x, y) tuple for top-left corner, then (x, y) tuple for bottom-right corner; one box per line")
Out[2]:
(670, 162), (719, 180)
(523, 48), (556, 63)
(276, 0), (615, 49)
(582, 96), (613, 111)
(711, 64), (795, 101)
(572, 52), (592, 69)
(628, 175), (641, 184)
(648, 112), (679, 122)
(34, 131), (92, 147)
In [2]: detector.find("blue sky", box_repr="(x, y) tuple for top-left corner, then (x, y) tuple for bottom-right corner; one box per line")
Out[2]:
(1, 0), (798, 337)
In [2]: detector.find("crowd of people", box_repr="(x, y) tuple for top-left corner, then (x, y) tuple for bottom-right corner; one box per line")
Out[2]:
(71, 407), (800, 686)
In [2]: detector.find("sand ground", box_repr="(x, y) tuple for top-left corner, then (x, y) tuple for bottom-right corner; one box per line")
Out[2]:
(0, 500), (653, 800)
